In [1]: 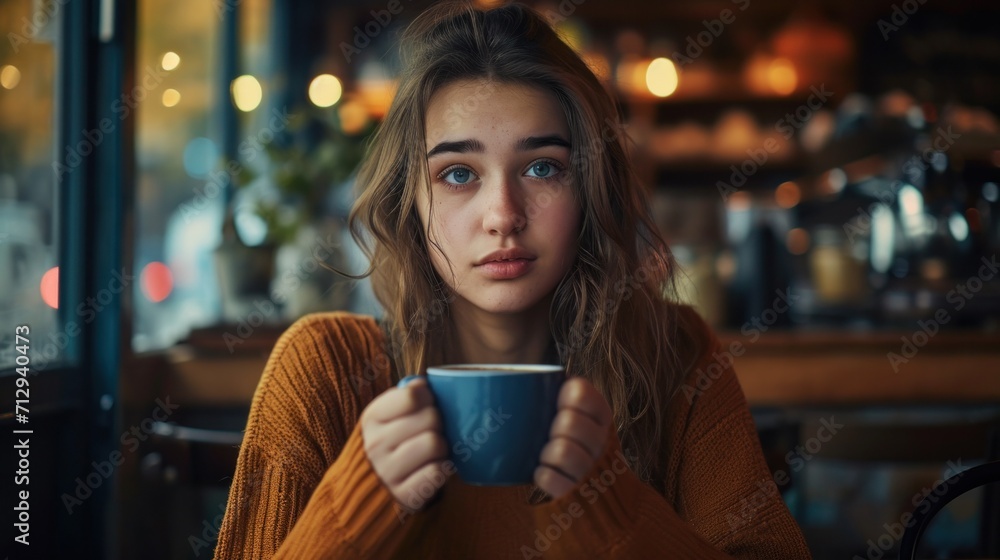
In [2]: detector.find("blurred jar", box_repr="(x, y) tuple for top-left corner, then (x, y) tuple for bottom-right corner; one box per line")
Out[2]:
(809, 226), (868, 304)
(672, 244), (726, 327)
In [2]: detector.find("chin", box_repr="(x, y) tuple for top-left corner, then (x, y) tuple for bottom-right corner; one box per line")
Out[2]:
(464, 287), (552, 315)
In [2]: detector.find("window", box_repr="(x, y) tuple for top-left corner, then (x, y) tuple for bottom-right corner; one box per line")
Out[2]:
(0, 0), (62, 372)
(131, 0), (223, 352)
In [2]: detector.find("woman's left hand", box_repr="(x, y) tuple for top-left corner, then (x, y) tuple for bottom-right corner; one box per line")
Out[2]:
(534, 377), (614, 499)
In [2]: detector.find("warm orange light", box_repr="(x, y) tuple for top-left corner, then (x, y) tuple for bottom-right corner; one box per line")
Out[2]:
(767, 58), (797, 96)
(357, 79), (396, 120)
(728, 191), (752, 211)
(615, 57), (650, 96)
(141, 262), (173, 303)
(0, 65), (21, 89)
(775, 181), (801, 208)
(338, 99), (370, 135)
(786, 228), (810, 255)
(40, 267), (59, 309)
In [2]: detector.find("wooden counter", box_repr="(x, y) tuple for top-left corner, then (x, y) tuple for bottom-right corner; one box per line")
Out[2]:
(148, 326), (1000, 408)
(723, 330), (1000, 406)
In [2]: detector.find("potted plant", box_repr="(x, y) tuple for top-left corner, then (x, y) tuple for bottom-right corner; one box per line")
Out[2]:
(214, 106), (375, 322)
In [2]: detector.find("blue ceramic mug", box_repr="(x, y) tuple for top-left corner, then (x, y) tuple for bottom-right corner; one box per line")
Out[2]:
(397, 364), (565, 485)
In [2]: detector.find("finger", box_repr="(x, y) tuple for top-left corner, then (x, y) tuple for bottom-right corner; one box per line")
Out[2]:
(365, 378), (434, 423)
(538, 436), (593, 483)
(381, 431), (449, 485)
(558, 378), (612, 428)
(366, 405), (442, 455)
(396, 460), (452, 512)
(534, 464), (577, 500)
(549, 408), (605, 459)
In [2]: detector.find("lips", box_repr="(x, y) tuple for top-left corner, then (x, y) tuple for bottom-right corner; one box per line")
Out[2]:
(475, 247), (537, 266)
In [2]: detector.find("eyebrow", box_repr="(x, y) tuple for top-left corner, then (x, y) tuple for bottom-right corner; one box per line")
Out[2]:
(426, 134), (571, 158)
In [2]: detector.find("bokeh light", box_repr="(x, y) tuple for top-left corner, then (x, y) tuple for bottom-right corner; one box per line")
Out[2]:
(141, 262), (174, 303)
(775, 181), (801, 208)
(646, 58), (679, 98)
(786, 228), (810, 255)
(40, 267), (59, 309)
(231, 75), (263, 112)
(162, 88), (181, 107)
(308, 74), (343, 108)
(161, 52), (180, 71)
(1, 65), (21, 89)
(768, 58), (798, 95)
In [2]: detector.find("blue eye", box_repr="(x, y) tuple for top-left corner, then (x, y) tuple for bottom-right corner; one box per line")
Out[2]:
(442, 167), (475, 185)
(526, 160), (562, 179)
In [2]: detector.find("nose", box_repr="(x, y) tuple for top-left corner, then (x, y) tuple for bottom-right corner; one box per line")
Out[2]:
(482, 175), (527, 236)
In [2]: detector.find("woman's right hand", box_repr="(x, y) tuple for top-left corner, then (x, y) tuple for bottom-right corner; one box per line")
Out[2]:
(359, 377), (452, 512)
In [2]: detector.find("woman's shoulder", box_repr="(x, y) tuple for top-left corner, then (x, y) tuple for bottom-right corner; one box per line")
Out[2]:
(241, 311), (394, 471)
(667, 303), (721, 370)
(663, 302), (747, 401)
(251, 311), (393, 420)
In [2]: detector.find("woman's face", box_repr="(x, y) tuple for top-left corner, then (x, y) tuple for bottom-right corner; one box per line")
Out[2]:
(416, 79), (582, 315)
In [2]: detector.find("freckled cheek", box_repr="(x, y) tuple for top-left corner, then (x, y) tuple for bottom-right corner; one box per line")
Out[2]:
(429, 206), (474, 260)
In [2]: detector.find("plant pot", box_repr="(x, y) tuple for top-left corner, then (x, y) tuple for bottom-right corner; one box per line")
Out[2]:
(213, 241), (278, 324)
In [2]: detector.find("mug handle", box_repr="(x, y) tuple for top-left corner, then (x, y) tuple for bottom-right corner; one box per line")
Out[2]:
(397, 375), (423, 389)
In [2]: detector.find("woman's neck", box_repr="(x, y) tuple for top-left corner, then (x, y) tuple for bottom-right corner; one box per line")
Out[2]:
(443, 295), (557, 365)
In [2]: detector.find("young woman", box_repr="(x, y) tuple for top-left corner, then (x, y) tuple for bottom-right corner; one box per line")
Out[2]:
(214, 2), (811, 558)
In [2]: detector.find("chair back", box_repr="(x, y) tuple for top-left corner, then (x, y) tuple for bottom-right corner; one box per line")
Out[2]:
(898, 460), (1000, 560)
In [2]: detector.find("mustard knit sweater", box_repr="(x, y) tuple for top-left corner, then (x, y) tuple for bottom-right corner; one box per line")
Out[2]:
(213, 307), (812, 559)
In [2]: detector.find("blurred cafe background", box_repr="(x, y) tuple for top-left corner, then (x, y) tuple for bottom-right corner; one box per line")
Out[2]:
(1, 0), (1000, 558)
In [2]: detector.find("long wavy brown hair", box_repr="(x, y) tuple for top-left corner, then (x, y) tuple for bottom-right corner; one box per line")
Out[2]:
(342, 1), (691, 492)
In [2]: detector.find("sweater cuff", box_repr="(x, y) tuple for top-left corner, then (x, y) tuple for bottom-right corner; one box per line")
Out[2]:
(312, 421), (412, 556)
(529, 427), (647, 557)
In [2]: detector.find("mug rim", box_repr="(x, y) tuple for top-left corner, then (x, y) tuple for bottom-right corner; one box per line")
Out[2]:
(426, 364), (564, 376)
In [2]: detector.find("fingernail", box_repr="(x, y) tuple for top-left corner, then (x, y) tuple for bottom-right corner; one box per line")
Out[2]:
(397, 375), (422, 389)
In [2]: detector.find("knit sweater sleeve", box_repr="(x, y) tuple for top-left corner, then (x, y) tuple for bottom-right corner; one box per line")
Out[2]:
(213, 312), (416, 559)
(528, 307), (812, 559)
